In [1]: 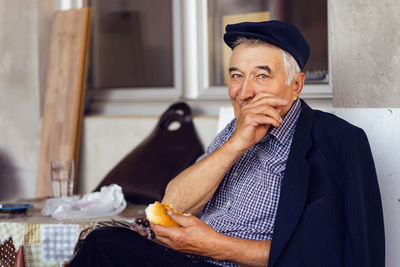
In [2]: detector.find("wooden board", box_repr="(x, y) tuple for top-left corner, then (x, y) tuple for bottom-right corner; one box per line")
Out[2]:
(36, 8), (91, 197)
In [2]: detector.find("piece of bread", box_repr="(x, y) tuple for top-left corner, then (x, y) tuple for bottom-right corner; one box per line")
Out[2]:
(145, 201), (179, 227)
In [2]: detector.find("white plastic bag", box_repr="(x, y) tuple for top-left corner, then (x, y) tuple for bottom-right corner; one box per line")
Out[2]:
(42, 184), (127, 221)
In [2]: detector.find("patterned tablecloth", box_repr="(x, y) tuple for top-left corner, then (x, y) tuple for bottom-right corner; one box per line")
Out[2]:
(0, 198), (147, 267)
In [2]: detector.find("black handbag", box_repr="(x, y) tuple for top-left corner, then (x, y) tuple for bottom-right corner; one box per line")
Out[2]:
(95, 102), (204, 204)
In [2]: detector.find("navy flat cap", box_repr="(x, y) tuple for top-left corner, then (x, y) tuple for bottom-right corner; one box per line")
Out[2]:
(224, 20), (310, 70)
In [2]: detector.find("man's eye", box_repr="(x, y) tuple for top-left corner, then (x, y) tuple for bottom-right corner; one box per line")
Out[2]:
(258, 74), (268, 79)
(231, 74), (241, 79)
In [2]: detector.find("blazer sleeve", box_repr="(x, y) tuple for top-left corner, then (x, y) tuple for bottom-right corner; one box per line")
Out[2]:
(342, 128), (385, 267)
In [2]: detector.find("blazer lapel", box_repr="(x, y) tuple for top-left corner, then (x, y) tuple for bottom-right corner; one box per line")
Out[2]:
(268, 100), (314, 267)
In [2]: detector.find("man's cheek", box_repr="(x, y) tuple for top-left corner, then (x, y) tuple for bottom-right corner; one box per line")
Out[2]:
(230, 101), (241, 119)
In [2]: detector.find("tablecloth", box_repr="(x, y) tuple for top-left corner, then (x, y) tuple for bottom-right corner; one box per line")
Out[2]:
(0, 199), (147, 266)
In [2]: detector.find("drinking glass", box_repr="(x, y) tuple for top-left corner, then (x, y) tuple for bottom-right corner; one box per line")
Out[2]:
(51, 159), (74, 197)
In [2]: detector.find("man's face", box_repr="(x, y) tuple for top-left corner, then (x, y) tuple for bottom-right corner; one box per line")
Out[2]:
(228, 43), (302, 118)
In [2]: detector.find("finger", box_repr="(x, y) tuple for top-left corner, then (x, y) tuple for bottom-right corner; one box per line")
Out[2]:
(156, 235), (189, 254)
(151, 226), (187, 252)
(168, 211), (195, 227)
(249, 114), (282, 128)
(243, 97), (288, 121)
(239, 103), (283, 127)
(151, 222), (179, 238)
(248, 95), (288, 109)
(244, 103), (283, 124)
(154, 235), (173, 247)
(247, 92), (288, 106)
(248, 92), (274, 101)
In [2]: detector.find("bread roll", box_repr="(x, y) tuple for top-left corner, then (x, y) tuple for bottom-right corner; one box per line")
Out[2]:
(145, 201), (179, 227)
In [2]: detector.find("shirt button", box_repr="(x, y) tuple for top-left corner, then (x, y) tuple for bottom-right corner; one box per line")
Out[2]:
(226, 200), (231, 207)
(233, 172), (238, 177)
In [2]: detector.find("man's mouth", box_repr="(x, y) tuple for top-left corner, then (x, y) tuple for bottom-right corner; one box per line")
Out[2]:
(237, 100), (250, 106)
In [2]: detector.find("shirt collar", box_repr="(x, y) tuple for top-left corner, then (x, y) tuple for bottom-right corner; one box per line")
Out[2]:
(261, 98), (302, 144)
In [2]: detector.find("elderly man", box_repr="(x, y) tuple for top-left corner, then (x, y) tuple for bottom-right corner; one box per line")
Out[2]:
(70, 21), (385, 267)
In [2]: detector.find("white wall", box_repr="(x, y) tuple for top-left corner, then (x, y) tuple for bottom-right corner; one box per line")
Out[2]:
(331, 0), (400, 107)
(0, 0), (41, 200)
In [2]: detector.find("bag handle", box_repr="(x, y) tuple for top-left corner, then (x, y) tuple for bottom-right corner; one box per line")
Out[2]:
(159, 102), (193, 130)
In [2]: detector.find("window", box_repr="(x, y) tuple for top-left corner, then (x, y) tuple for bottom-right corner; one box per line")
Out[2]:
(83, 0), (330, 114)
(86, 0), (182, 114)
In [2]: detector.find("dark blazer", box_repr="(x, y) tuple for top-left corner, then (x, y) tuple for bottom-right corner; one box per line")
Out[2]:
(267, 100), (385, 267)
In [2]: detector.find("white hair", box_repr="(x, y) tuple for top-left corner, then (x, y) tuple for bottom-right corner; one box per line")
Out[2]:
(231, 37), (301, 85)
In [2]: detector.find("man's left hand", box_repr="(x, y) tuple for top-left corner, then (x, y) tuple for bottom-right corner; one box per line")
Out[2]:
(151, 212), (223, 258)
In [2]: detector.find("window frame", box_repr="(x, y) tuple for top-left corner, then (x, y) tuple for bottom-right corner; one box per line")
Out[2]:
(193, 0), (332, 101)
(87, 0), (183, 111)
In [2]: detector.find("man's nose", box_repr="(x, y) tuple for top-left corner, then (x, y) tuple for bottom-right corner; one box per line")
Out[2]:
(238, 77), (256, 102)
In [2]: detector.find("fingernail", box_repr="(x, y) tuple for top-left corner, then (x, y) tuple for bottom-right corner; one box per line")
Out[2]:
(167, 210), (173, 216)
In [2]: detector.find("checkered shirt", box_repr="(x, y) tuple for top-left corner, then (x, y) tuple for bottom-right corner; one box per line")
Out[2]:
(198, 99), (301, 267)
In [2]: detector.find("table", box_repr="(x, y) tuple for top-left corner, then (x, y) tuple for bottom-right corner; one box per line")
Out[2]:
(0, 198), (147, 267)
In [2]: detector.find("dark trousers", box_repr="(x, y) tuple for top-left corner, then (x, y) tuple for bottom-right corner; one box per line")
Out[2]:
(69, 227), (218, 267)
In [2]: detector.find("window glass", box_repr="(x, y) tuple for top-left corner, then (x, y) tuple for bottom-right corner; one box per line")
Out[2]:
(88, 0), (174, 89)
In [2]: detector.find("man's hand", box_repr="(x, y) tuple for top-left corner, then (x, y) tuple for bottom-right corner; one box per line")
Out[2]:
(151, 212), (271, 266)
(151, 212), (223, 258)
(161, 93), (288, 218)
(231, 93), (288, 151)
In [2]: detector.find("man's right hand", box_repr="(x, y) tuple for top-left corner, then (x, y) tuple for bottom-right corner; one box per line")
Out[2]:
(162, 94), (288, 214)
(230, 93), (288, 152)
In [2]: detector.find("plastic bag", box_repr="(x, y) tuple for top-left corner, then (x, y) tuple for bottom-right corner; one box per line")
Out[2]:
(42, 184), (127, 221)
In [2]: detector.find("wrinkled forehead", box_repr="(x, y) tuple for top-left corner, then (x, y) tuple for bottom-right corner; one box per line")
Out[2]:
(230, 42), (284, 69)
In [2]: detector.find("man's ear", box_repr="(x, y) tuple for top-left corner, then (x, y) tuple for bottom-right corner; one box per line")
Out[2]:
(292, 72), (305, 99)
